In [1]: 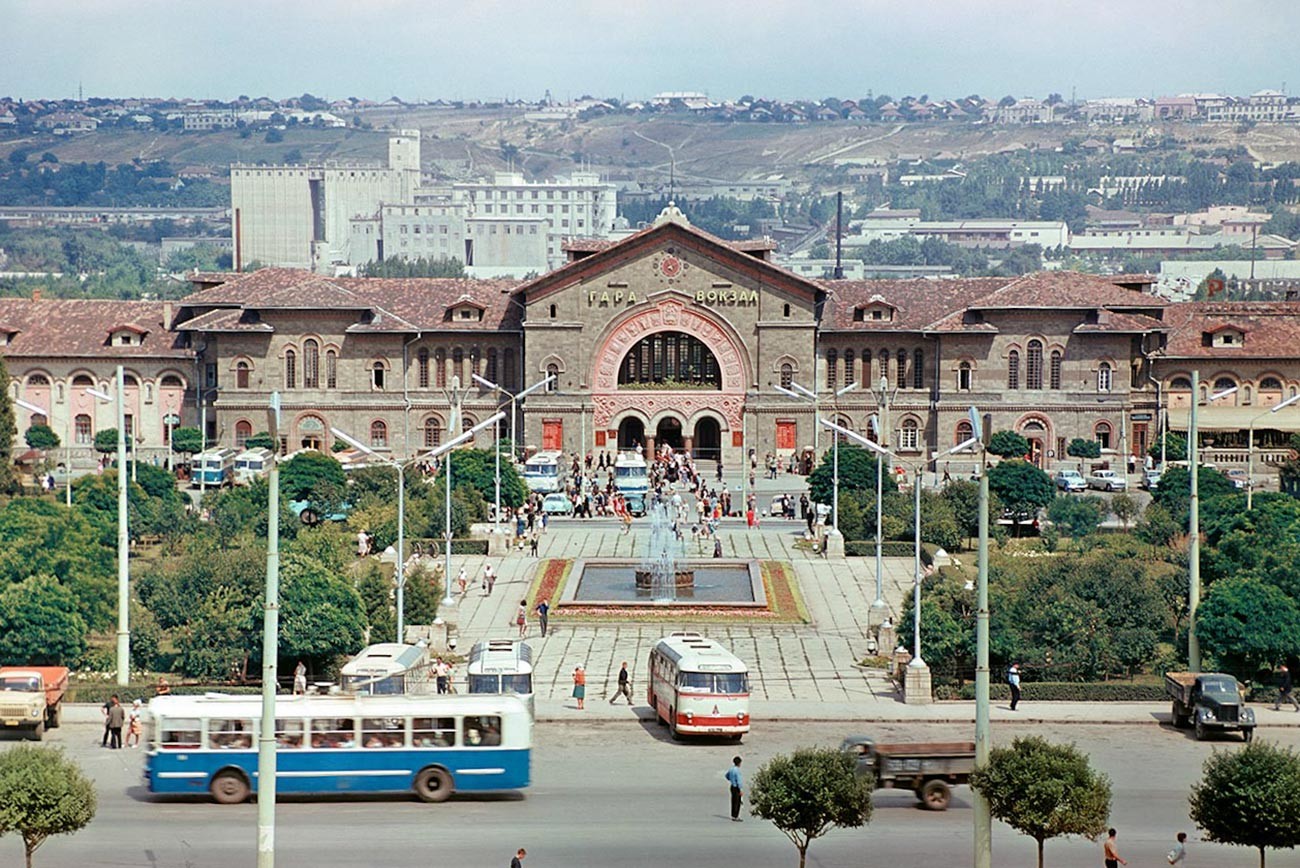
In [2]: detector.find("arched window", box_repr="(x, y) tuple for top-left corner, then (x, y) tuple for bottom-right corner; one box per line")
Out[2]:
(1097, 362), (1113, 393)
(417, 348), (430, 389)
(899, 418), (920, 451)
(780, 363), (793, 390)
(1261, 376), (1284, 391)
(423, 417), (442, 449)
(503, 348), (516, 389)
(826, 350), (838, 389)
(369, 420), (388, 448)
(783, 303), (791, 318)
(617, 332), (719, 388)
(897, 349), (908, 387)
(1214, 376), (1236, 392)
(549, 304), (557, 319)
(1027, 340), (1043, 390)
(546, 363), (559, 392)
(325, 350), (337, 389)
(1169, 376), (1192, 391)
(461, 415), (477, 434)
(435, 349), (446, 388)
(452, 348), (464, 385)
(957, 361), (972, 391)
(955, 420), (974, 445)
(161, 374), (183, 389)
(236, 360), (250, 389)
(843, 350), (855, 386)
(878, 349), (890, 386)
(284, 349), (297, 389)
(235, 420), (252, 447)
(1095, 421), (1113, 450)
(74, 414), (93, 445)
(1049, 350), (1062, 390)
(303, 339), (319, 388)
(26, 373), (49, 386)
(73, 374), (95, 387)
(862, 349), (872, 385)
(487, 348), (498, 383)
(371, 361), (387, 390)
(1007, 350), (1020, 389)
(912, 349), (924, 389)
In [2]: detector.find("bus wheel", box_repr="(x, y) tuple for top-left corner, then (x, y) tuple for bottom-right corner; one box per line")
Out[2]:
(920, 780), (951, 811)
(414, 767), (453, 803)
(668, 709), (681, 741)
(210, 770), (251, 805)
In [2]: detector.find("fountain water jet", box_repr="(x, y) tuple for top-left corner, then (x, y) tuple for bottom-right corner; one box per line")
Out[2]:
(634, 501), (695, 601)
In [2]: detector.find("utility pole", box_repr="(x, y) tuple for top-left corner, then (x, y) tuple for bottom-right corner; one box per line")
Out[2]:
(1188, 370), (1201, 672)
(114, 366), (129, 687)
(256, 392), (281, 868)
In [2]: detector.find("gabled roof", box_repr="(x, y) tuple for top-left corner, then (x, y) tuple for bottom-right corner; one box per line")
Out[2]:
(819, 278), (1008, 332)
(1161, 302), (1300, 359)
(966, 271), (1166, 311)
(515, 217), (822, 304)
(0, 299), (190, 359)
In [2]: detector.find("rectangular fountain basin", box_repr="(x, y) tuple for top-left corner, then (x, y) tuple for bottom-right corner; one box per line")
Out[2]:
(561, 559), (767, 608)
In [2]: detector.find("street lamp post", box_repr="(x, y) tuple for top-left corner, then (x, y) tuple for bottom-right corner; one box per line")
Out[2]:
(961, 406), (992, 868)
(87, 370), (130, 686)
(1246, 393), (1300, 510)
(867, 413), (885, 612)
(1188, 373), (1238, 672)
(829, 382), (859, 536)
(256, 392), (282, 868)
(473, 373), (555, 536)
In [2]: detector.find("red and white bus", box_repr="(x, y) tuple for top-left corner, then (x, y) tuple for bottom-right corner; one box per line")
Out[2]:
(647, 632), (750, 740)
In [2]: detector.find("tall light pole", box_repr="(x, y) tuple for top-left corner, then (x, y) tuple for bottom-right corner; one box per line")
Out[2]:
(330, 426), (408, 642)
(1188, 373), (1238, 672)
(88, 371), (129, 686)
(426, 412), (507, 609)
(828, 381), (858, 535)
(256, 392), (281, 868)
(967, 406), (992, 868)
(473, 373), (554, 532)
(1246, 393), (1300, 510)
(867, 413), (885, 612)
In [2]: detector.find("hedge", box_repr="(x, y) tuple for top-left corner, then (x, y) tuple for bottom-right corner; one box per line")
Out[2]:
(845, 540), (937, 563)
(410, 538), (490, 556)
(934, 681), (1168, 702)
(69, 684), (263, 704)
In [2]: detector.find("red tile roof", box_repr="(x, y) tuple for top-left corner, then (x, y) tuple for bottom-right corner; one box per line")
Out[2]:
(967, 271), (1165, 311)
(0, 299), (191, 359)
(1160, 301), (1300, 359)
(819, 278), (1009, 331)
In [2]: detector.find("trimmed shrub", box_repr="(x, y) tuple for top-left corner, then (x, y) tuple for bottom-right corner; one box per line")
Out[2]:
(935, 681), (1167, 702)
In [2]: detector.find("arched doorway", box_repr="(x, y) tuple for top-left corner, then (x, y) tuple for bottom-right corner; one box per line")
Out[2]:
(1019, 419), (1047, 468)
(656, 417), (684, 453)
(298, 414), (326, 451)
(693, 417), (721, 461)
(618, 417), (645, 451)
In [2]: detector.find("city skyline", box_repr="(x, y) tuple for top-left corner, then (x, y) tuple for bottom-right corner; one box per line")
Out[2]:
(4, 0), (1297, 103)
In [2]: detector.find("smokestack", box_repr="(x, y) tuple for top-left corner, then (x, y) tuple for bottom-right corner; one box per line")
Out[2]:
(833, 191), (844, 280)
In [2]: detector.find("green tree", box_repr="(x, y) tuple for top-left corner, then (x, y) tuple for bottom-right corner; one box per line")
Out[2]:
(0, 575), (88, 666)
(987, 430), (1031, 459)
(0, 498), (114, 629)
(1046, 495), (1104, 538)
(280, 451), (346, 503)
(0, 745), (96, 868)
(434, 448), (528, 511)
(1196, 576), (1300, 675)
(24, 424), (59, 450)
(988, 460), (1055, 532)
(92, 428), (119, 455)
(941, 479), (1003, 545)
(1153, 465), (1239, 522)
(1189, 740), (1300, 867)
(1065, 438), (1100, 467)
(0, 355), (19, 494)
(278, 553), (366, 669)
(244, 431), (276, 450)
(1150, 432), (1188, 463)
(170, 426), (203, 458)
(970, 736), (1112, 868)
(1109, 493), (1139, 529)
(748, 747), (873, 868)
(175, 584), (258, 680)
(807, 443), (897, 507)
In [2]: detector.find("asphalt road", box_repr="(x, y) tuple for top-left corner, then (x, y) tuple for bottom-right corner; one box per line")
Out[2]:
(5, 720), (1297, 868)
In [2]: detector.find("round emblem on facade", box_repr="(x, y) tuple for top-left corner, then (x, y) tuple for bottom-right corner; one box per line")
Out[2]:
(659, 255), (682, 278)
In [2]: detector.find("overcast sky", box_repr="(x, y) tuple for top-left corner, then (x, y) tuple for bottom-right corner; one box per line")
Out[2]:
(4, 0), (1295, 102)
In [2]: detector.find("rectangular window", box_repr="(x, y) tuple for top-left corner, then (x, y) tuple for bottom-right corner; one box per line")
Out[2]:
(310, 718), (356, 749)
(160, 718), (201, 749)
(899, 424), (919, 451)
(462, 716), (502, 747)
(208, 719), (253, 750)
(413, 717), (456, 747)
(274, 719), (304, 749)
(361, 717), (406, 749)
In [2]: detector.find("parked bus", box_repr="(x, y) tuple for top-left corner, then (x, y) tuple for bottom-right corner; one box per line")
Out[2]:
(613, 451), (649, 494)
(233, 448), (275, 485)
(191, 447), (238, 488)
(341, 643), (431, 696)
(466, 639), (534, 716)
(647, 631), (750, 740)
(522, 451), (562, 493)
(145, 693), (531, 804)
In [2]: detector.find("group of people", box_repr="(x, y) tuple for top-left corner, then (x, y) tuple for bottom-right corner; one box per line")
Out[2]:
(567, 661), (634, 710)
(99, 695), (142, 749)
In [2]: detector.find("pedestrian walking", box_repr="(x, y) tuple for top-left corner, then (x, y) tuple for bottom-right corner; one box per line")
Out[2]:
(100, 695), (114, 747)
(1273, 664), (1300, 711)
(483, 562), (496, 595)
(610, 661), (634, 705)
(1008, 662), (1022, 711)
(713, 537), (723, 558)
(1167, 832), (1187, 864)
(106, 696), (125, 749)
(435, 657), (450, 694)
(1103, 828), (1128, 868)
(457, 565), (468, 596)
(293, 660), (308, 695)
(126, 699), (143, 748)
(529, 533), (539, 557)
(515, 599), (528, 638)
(510, 848), (527, 868)
(535, 598), (549, 637)
(725, 756), (744, 821)
(572, 666), (586, 710)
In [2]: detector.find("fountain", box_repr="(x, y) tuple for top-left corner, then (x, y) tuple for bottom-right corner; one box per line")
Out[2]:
(634, 501), (695, 600)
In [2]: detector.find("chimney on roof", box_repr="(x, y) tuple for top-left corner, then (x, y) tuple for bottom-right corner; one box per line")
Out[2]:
(162, 302), (174, 330)
(31, 288), (41, 301)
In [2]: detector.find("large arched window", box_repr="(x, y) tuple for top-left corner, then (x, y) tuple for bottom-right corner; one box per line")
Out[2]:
(370, 420), (388, 448)
(1049, 350), (1062, 390)
(545, 363), (559, 392)
(74, 414), (93, 445)
(487, 348), (498, 383)
(417, 348), (430, 389)
(897, 349), (908, 388)
(235, 420), (252, 447)
(452, 348), (464, 385)
(1095, 421), (1113, 450)
(1007, 350), (1020, 390)
(843, 350), (855, 386)
(325, 350), (337, 389)
(236, 360), (251, 390)
(955, 420), (974, 445)
(957, 361), (973, 391)
(899, 418), (920, 451)
(826, 350), (838, 390)
(284, 349), (297, 389)
(435, 349), (447, 388)
(912, 349), (924, 389)
(1097, 362), (1113, 393)
(617, 331), (720, 389)
(303, 339), (319, 388)
(423, 417), (442, 449)
(878, 349), (890, 385)
(1027, 340), (1043, 390)
(861, 349), (872, 386)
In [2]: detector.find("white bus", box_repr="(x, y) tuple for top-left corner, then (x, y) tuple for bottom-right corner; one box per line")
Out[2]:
(233, 448), (275, 485)
(466, 639), (534, 717)
(145, 693), (531, 803)
(613, 451), (648, 494)
(647, 631), (750, 741)
(341, 643), (431, 696)
(522, 451), (562, 493)
(191, 447), (239, 488)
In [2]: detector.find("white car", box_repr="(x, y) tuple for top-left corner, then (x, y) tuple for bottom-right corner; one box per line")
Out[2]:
(1054, 470), (1087, 492)
(1086, 470), (1127, 492)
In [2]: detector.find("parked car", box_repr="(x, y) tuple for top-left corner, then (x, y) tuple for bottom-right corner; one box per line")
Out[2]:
(1086, 469), (1127, 492)
(1054, 470), (1087, 492)
(541, 492), (574, 516)
(1141, 469), (1161, 491)
(624, 492), (647, 517)
(1223, 468), (1249, 490)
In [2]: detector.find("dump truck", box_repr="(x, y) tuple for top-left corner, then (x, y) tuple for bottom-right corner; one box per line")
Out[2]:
(1165, 671), (1255, 742)
(841, 736), (976, 810)
(0, 666), (70, 740)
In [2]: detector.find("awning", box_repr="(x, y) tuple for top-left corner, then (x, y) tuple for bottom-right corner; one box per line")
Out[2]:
(1168, 406), (1300, 433)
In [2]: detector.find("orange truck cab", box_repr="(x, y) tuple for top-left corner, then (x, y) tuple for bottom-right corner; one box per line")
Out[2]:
(0, 665), (70, 739)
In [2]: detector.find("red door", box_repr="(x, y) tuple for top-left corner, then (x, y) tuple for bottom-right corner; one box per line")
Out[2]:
(542, 420), (563, 452)
(776, 420), (796, 451)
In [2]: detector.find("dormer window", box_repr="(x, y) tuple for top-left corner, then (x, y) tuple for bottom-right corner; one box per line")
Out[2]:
(853, 301), (894, 322)
(1202, 327), (1245, 348)
(108, 325), (147, 346)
